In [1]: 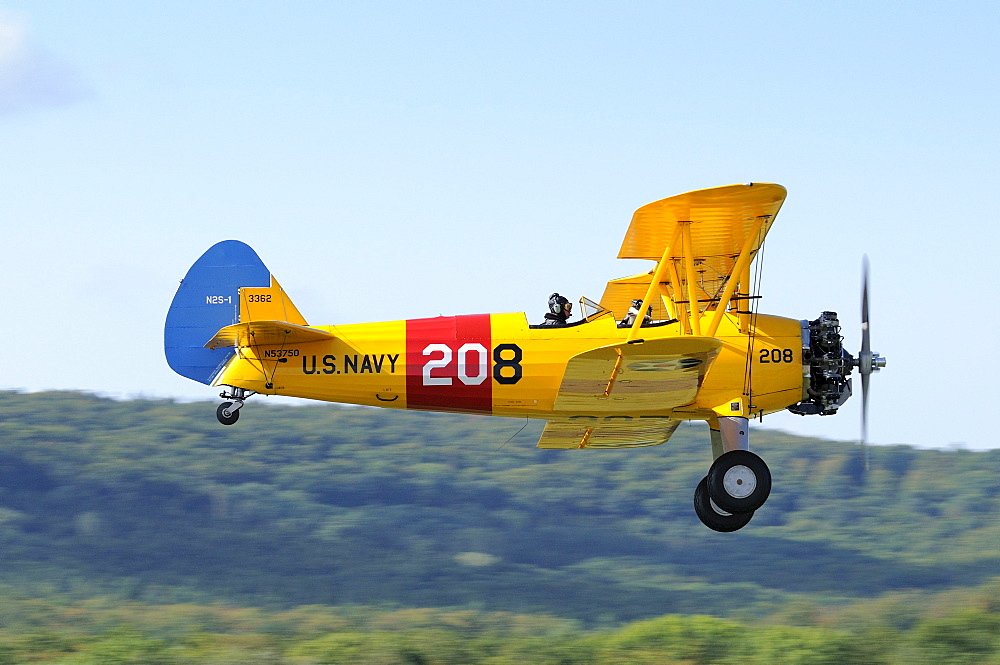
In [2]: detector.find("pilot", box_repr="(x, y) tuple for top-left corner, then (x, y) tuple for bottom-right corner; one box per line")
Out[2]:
(540, 293), (573, 326)
(620, 299), (653, 327)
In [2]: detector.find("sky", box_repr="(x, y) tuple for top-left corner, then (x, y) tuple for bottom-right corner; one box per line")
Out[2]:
(1, 2), (997, 449)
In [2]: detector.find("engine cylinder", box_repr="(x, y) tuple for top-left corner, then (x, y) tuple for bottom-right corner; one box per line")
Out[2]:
(788, 311), (854, 416)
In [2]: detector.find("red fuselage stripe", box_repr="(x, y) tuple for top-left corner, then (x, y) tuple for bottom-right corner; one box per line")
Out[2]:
(405, 314), (493, 414)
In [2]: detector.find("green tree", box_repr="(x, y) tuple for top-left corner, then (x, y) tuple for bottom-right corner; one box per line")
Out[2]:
(64, 627), (175, 665)
(907, 610), (1000, 665)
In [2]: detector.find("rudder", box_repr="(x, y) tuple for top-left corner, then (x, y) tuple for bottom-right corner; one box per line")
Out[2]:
(164, 240), (272, 385)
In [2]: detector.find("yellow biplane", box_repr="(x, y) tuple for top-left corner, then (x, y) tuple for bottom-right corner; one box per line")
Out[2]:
(165, 183), (885, 531)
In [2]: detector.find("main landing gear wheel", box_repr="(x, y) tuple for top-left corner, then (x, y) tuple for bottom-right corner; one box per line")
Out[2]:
(706, 450), (771, 515)
(216, 402), (240, 426)
(694, 477), (753, 532)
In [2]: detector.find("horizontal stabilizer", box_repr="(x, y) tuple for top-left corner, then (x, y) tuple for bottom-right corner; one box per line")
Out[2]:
(537, 415), (681, 449)
(554, 337), (721, 412)
(205, 321), (334, 349)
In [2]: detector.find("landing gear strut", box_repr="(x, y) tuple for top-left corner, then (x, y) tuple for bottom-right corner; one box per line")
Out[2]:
(694, 417), (771, 532)
(216, 387), (255, 425)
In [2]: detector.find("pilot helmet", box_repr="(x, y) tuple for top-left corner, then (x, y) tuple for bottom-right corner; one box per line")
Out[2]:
(630, 299), (643, 309)
(548, 293), (570, 315)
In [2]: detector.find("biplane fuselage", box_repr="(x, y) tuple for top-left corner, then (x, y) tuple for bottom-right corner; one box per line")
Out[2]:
(166, 183), (880, 529)
(212, 310), (804, 440)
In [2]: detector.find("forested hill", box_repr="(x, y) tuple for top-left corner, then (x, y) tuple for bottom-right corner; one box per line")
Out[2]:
(1, 390), (999, 624)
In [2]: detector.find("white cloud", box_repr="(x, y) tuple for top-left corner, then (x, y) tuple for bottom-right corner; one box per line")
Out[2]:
(0, 10), (91, 114)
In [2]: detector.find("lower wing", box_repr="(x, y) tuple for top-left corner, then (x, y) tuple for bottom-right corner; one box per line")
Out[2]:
(538, 336), (720, 449)
(537, 415), (680, 449)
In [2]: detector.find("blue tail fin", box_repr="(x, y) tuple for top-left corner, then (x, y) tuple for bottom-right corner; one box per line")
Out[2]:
(164, 240), (271, 385)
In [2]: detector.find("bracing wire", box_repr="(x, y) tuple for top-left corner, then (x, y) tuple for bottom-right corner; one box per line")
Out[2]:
(743, 238), (768, 407)
(247, 329), (289, 387)
(495, 417), (529, 452)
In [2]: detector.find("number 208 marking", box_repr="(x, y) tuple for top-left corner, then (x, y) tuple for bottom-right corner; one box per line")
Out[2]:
(759, 348), (794, 363)
(421, 343), (523, 386)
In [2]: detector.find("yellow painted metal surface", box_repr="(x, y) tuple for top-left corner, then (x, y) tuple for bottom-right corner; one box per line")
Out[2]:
(215, 319), (408, 407)
(240, 277), (308, 325)
(211, 310), (803, 423)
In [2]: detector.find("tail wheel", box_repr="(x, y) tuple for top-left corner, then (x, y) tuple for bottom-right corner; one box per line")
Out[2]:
(216, 402), (240, 426)
(694, 477), (753, 532)
(706, 450), (771, 514)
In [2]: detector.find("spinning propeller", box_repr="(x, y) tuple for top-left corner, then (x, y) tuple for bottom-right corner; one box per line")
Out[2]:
(856, 256), (886, 469)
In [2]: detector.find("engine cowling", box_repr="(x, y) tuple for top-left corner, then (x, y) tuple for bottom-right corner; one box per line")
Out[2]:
(788, 311), (854, 416)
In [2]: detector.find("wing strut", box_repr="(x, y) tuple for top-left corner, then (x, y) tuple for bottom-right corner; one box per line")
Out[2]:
(626, 227), (681, 342)
(705, 214), (769, 337)
(681, 221), (702, 336)
(625, 214), (771, 340)
(601, 183), (786, 328)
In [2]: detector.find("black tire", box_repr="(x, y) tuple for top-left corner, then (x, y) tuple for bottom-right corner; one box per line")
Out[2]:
(216, 402), (240, 426)
(694, 477), (753, 532)
(706, 450), (771, 514)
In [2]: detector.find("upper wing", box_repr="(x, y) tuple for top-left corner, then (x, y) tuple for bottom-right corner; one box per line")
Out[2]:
(552, 337), (721, 413)
(600, 183), (786, 321)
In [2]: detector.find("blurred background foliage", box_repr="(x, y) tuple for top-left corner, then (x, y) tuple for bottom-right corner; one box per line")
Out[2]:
(2, 390), (1000, 663)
